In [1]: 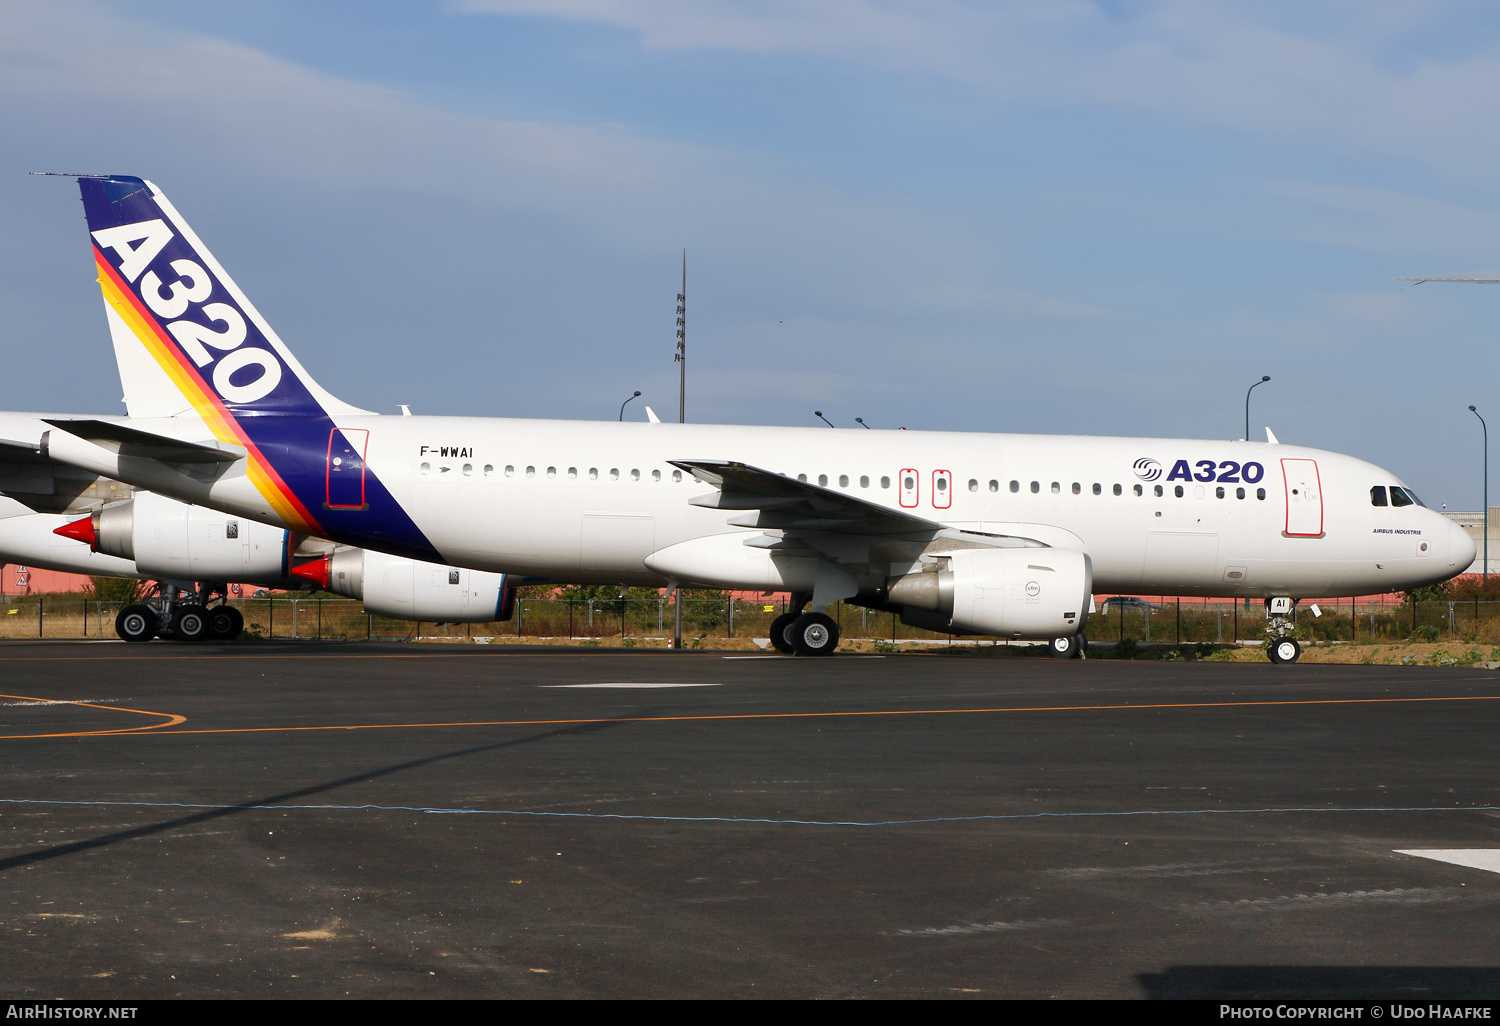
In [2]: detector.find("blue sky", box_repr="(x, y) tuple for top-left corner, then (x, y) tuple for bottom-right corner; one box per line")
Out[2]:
(4, 1), (1500, 506)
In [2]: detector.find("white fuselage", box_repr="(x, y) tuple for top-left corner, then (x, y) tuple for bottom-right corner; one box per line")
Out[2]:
(36, 413), (1465, 600)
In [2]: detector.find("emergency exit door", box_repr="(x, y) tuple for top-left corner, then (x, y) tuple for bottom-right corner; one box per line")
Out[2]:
(326, 428), (369, 509)
(1281, 458), (1323, 537)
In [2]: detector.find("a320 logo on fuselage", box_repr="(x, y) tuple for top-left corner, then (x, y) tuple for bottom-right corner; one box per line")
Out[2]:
(1133, 458), (1163, 482)
(92, 218), (283, 407)
(1158, 459), (1265, 484)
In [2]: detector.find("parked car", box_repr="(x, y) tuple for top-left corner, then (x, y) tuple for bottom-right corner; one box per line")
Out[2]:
(1098, 596), (1162, 614)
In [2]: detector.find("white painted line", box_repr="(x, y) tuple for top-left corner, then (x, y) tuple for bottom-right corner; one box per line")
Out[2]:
(1395, 849), (1500, 875)
(542, 683), (722, 689)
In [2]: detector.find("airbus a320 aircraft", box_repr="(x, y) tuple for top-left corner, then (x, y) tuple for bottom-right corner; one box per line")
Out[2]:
(22, 175), (1475, 662)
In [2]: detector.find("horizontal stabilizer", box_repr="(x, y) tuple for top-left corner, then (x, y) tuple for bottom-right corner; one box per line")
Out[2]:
(42, 419), (242, 464)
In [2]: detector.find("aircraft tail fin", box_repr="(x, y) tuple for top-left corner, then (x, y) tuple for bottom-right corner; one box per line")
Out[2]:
(74, 175), (371, 422)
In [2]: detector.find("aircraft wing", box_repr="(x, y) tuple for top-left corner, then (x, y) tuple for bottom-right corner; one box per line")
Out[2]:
(42, 419), (242, 465)
(0, 438), (48, 465)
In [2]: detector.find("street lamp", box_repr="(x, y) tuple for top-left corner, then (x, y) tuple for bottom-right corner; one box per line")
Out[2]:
(1244, 375), (1271, 441)
(814, 411), (835, 428)
(619, 390), (641, 421)
(855, 417), (871, 429)
(1472, 405), (1488, 581)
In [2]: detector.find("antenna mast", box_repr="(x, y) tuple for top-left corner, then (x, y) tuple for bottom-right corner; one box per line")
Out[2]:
(675, 250), (686, 423)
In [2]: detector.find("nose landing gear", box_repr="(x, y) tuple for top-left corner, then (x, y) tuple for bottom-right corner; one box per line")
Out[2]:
(1264, 596), (1302, 664)
(1050, 635), (1084, 659)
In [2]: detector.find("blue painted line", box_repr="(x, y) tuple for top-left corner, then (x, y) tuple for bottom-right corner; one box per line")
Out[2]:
(0, 797), (1496, 828)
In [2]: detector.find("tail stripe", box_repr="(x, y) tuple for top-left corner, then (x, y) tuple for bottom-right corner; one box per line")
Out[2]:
(94, 247), (324, 536)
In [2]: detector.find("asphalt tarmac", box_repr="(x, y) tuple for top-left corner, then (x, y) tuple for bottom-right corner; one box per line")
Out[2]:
(0, 641), (1498, 999)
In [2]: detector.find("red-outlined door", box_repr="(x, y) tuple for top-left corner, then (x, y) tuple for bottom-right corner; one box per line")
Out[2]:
(326, 428), (369, 509)
(899, 468), (919, 508)
(932, 469), (952, 509)
(1281, 458), (1323, 537)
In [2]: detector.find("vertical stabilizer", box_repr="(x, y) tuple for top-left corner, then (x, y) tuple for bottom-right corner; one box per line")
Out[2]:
(78, 175), (371, 421)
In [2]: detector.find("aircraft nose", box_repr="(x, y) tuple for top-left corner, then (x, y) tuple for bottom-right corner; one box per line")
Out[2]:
(1448, 516), (1478, 573)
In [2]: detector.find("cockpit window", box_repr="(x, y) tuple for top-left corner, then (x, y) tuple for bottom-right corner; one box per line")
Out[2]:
(1390, 486), (1414, 508)
(1370, 486), (1388, 507)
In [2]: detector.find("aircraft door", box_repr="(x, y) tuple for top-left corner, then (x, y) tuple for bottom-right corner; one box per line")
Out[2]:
(1281, 458), (1323, 537)
(899, 469), (919, 508)
(326, 428), (369, 509)
(932, 470), (952, 509)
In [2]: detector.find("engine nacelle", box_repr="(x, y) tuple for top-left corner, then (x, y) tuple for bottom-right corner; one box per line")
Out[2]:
(89, 491), (290, 581)
(319, 548), (514, 622)
(888, 547), (1092, 639)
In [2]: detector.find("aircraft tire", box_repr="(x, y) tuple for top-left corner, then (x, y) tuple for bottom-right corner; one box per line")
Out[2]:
(769, 612), (799, 655)
(115, 605), (157, 643)
(208, 605), (242, 641)
(790, 612), (840, 657)
(1268, 637), (1301, 664)
(1050, 635), (1082, 659)
(172, 604), (213, 643)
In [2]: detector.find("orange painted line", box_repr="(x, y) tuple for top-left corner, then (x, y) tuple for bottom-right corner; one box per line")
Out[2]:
(0, 693), (186, 739)
(3, 693), (1495, 741)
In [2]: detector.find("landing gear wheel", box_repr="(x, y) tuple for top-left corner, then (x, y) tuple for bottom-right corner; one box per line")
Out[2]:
(208, 605), (243, 641)
(790, 612), (840, 657)
(1050, 635), (1083, 659)
(769, 612), (799, 655)
(1268, 637), (1301, 664)
(172, 604), (212, 643)
(115, 604), (157, 643)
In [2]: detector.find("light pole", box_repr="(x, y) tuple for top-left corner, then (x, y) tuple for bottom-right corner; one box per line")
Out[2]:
(855, 417), (870, 429)
(814, 411), (835, 428)
(618, 391), (641, 421)
(1472, 405), (1488, 581)
(1244, 375), (1271, 441)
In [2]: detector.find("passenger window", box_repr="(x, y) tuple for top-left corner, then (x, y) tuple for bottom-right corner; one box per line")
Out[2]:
(1174, 485), (1183, 498)
(937, 477), (947, 492)
(652, 469), (661, 482)
(798, 474), (807, 482)
(1113, 484), (1121, 496)
(1236, 487), (1245, 499)
(483, 464), (493, 477)
(904, 474), (915, 490)
(881, 476), (890, 489)
(1215, 486), (1224, 499)
(420, 462), (431, 476)
(1092, 483), (1101, 496)
(546, 466), (556, 478)
(1031, 481), (1040, 493)
(1371, 486), (1388, 506)
(1009, 480), (1019, 493)
(462, 463), (472, 476)
(568, 467), (578, 479)
(840, 474), (850, 488)
(1071, 482), (1080, 495)
(1390, 486), (1413, 508)
(1051, 482), (1060, 494)
(589, 468), (598, 480)
(1154, 485), (1163, 497)
(968, 479), (978, 492)
(1256, 488), (1266, 500)
(631, 469), (640, 481)
(1134, 484), (1142, 496)
(610, 468), (619, 480)
(504, 465), (514, 477)
(672, 470), (682, 482)
(526, 466), (535, 477)
(860, 475), (870, 488)
(990, 480), (999, 492)
(819, 474), (828, 487)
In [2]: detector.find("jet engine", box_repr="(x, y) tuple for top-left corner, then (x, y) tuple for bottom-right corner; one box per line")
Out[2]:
(294, 548), (514, 622)
(57, 491), (291, 581)
(885, 547), (1092, 639)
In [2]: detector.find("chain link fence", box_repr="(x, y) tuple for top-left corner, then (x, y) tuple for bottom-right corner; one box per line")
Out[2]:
(3, 593), (1500, 646)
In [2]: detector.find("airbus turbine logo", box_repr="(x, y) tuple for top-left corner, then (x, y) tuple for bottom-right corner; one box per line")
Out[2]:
(1133, 458), (1163, 482)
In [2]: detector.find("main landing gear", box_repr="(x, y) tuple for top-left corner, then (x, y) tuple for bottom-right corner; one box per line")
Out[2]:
(1050, 635), (1084, 659)
(1264, 596), (1301, 664)
(768, 595), (842, 657)
(115, 583), (245, 644)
